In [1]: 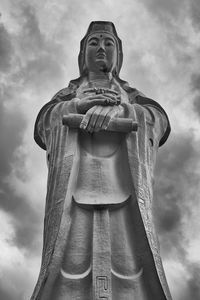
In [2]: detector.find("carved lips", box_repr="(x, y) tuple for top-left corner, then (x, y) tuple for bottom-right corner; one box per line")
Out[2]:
(96, 51), (106, 59)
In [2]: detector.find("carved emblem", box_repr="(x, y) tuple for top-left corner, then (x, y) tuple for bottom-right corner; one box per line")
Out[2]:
(96, 276), (110, 299)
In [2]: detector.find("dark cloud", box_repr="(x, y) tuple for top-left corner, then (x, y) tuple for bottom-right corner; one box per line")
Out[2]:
(17, 52), (64, 93)
(141, 0), (200, 69)
(154, 132), (200, 298)
(0, 95), (26, 178)
(0, 3), (65, 253)
(143, 0), (200, 31)
(0, 1), (64, 260)
(0, 184), (42, 253)
(15, 5), (44, 53)
(2, 3), (66, 93)
(0, 86), (41, 253)
(186, 264), (200, 299)
(0, 269), (31, 300)
(142, 0), (187, 22)
(154, 132), (199, 241)
(190, 0), (200, 30)
(191, 73), (200, 119)
(191, 72), (200, 91)
(0, 285), (15, 300)
(0, 281), (26, 300)
(193, 95), (200, 119)
(0, 23), (13, 72)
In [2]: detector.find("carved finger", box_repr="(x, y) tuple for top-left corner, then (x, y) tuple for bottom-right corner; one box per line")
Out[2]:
(103, 88), (119, 96)
(100, 107), (115, 130)
(83, 88), (98, 94)
(103, 93), (121, 105)
(82, 87), (118, 96)
(86, 95), (107, 100)
(101, 107), (120, 130)
(94, 107), (111, 132)
(85, 95), (110, 107)
(84, 93), (119, 104)
(103, 93), (119, 101)
(80, 106), (97, 130)
(86, 106), (104, 133)
(78, 96), (108, 113)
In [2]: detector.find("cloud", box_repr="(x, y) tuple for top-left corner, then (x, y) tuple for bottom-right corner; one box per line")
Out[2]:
(155, 132), (200, 243)
(0, 187), (41, 252)
(0, 69), (42, 252)
(143, 0), (188, 21)
(0, 4), (47, 254)
(14, 4), (65, 85)
(0, 286), (15, 300)
(186, 264), (200, 299)
(154, 132), (200, 298)
(0, 23), (13, 72)
(0, 3), (66, 97)
(0, 209), (41, 300)
(190, 0), (200, 30)
(142, 0), (200, 30)
(0, 99), (25, 178)
(191, 73), (200, 119)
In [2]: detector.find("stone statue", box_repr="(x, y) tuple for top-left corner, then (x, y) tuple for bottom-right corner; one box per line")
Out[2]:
(31, 21), (172, 300)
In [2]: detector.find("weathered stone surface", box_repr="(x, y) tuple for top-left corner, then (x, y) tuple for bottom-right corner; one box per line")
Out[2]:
(31, 21), (172, 300)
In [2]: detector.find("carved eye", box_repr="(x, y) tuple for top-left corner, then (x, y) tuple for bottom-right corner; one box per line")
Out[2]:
(105, 40), (114, 46)
(89, 40), (98, 46)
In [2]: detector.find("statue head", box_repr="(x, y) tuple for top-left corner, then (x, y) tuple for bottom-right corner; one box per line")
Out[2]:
(78, 21), (123, 77)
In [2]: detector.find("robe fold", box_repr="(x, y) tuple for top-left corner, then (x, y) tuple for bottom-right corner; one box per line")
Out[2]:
(31, 83), (172, 300)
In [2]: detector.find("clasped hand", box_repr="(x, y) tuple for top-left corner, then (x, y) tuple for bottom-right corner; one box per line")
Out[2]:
(76, 89), (124, 133)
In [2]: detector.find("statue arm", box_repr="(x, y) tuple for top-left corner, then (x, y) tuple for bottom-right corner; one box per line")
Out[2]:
(34, 85), (170, 150)
(121, 94), (170, 147)
(34, 97), (120, 149)
(136, 95), (170, 147)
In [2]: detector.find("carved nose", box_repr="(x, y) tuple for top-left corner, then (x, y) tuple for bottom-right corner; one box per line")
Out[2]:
(96, 46), (106, 58)
(98, 41), (106, 51)
(97, 47), (106, 58)
(97, 49), (105, 56)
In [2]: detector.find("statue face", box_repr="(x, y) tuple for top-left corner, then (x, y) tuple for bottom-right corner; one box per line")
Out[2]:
(85, 32), (117, 73)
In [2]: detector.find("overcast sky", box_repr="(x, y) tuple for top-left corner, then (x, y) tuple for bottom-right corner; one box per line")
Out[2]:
(0, 0), (200, 299)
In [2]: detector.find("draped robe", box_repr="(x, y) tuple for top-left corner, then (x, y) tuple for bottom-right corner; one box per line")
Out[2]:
(31, 81), (172, 300)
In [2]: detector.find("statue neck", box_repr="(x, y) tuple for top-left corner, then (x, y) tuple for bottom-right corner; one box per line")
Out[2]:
(87, 72), (113, 82)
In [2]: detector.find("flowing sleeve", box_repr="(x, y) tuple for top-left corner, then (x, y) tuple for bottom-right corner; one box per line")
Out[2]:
(34, 87), (77, 150)
(135, 95), (171, 147)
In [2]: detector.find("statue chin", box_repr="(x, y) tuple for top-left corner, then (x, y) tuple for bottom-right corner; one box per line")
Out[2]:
(95, 60), (110, 73)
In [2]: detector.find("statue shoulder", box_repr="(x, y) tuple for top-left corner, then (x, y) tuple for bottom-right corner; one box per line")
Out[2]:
(50, 77), (83, 102)
(36, 83), (77, 125)
(51, 85), (76, 102)
(34, 82), (78, 150)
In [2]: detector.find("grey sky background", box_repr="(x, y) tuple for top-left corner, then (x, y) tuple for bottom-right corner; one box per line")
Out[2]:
(0, 0), (200, 299)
